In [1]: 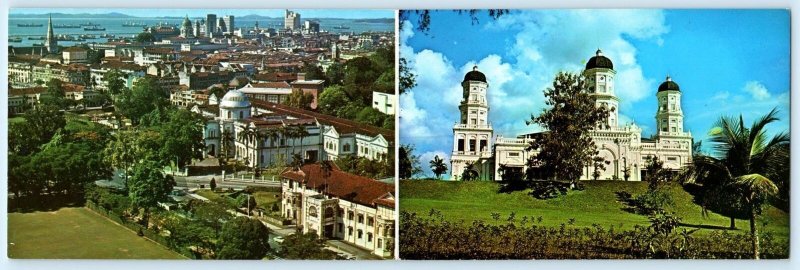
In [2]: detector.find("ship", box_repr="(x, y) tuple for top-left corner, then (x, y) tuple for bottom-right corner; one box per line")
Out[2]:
(122, 21), (147, 27)
(28, 36), (46, 40)
(9, 36), (22, 42)
(333, 25), (351, 30)
(80, 22), (101, 27)
(100, 33), (115, 38)
(17, 23), (44, 27)
(53, 24), (81, 28)
(84, 26), (106, 31)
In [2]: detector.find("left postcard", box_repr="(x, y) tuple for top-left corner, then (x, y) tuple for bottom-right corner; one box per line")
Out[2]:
(7, 8), (397, 260)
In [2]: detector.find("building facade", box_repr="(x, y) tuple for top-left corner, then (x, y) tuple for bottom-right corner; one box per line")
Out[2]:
(451, 50), (693, 181)
(281, 163), (395, 258)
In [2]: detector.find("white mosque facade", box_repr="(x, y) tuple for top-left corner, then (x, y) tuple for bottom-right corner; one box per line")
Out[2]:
(450, 50), (693, 181)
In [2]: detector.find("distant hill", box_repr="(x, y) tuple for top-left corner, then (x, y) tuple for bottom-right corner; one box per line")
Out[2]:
(353, 18), (394, 23)
(10, 12), (136, 18)
(239, 14), (276, 20)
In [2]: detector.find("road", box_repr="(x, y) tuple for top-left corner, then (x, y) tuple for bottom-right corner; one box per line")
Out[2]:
(173, 174), (281, 190)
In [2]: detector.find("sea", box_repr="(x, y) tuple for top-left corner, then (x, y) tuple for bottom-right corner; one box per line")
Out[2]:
(8, 17), (394, 47)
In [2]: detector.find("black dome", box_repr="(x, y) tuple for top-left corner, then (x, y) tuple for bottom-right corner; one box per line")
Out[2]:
(463, 66), (487, 83)
(585, 49), (614, 70)
(658, 76), (680, 92)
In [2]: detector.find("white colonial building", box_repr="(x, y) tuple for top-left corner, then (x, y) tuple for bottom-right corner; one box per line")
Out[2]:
(281, 162), (395, 258)
(194, 89), (392, 169)
(451, 50), (693, 181)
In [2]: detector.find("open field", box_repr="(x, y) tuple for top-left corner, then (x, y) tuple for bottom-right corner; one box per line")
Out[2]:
(400, 180), (789, 239)
(8, 207), (185, 259)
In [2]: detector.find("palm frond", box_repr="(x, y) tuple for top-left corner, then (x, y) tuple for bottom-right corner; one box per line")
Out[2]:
(734, 173), (778, 198)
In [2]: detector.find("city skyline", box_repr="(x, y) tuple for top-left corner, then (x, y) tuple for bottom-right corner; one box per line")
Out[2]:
(10, 8), (394, 19)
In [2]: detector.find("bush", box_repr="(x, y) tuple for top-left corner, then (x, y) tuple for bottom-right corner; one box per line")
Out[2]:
(633, 188), (674, 215)
(528, 181), (570, 199)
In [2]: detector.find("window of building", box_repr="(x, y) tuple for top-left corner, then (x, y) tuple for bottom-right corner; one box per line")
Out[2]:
(378, 239), (382, 248)
(343, 143), (351, 152)
(357, 214), (364, 224)
(667, 157), (678, 161)
(508, 152), (520, 157)
(348, 227), (353, 236)
(671, 127), (676, 132)
(457, 139), (465, 152)
(367, 233), (373, 242)
(469, 139), (476, 152)
(337, 208), (344, 217)
(308, 206), (318, 217)
(348, 211), (354, 220)
(338, 223), (343, 233)
(239, 111), (243, 119)
(367, 216), (374, 226)
(479, 140), (487, 152)
(357, 230), (363, 239)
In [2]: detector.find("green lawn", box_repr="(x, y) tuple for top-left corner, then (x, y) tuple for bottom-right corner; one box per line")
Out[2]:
(8, 207), (185, 259)
(400, 180), (789, 239)
(253, 191), (281, 207)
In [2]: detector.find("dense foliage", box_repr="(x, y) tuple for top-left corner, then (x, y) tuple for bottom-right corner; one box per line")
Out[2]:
(277, 232), (339, 260)
(217, 216), (272, 259)
(526, 72), (609, 184)
(399, 210), (788, 259)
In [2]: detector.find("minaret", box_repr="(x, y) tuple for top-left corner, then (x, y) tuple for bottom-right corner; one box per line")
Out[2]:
(655, 75), (684, 135)
(450, 66), (494, 180)
(45, 14), (57, 54)
(254, 21), (260, 31)
(583, 49), (618, 129)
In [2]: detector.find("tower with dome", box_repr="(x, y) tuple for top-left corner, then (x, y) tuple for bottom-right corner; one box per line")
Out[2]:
(450, 50), (693, 181)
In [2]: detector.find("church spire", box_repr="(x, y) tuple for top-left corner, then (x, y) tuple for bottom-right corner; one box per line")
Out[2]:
(45, 13), (57, 54)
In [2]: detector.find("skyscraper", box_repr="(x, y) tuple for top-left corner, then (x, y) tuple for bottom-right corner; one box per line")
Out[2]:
(223, 15), (235, 34)
(284, 9), (301, 30)
(206, 14), (217, 36)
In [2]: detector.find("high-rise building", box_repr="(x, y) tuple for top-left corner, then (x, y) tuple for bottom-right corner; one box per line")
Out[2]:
(206, 14), (217, 36)
(45, 14), (58, 54)
(284, 9), (301, 30)
(304, 20), (320, 34)
(217, 17), (227, 33)
(223, 15), (235, 34)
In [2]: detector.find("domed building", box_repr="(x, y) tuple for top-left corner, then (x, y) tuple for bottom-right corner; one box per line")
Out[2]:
(451, 50), (693, 181)
(180, 15), (194, 38)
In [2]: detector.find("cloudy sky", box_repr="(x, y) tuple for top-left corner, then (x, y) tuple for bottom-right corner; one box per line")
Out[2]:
(400, 9), (790, 178)
(11, 8), (393, 19)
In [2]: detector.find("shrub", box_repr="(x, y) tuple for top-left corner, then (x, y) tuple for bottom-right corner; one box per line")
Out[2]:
(632, 188), (674, 215)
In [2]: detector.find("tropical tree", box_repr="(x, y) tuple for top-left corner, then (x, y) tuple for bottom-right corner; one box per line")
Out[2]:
(128, 160), (176, 227)
(679, 108), (788, 259)
(278, 232), (338, 259)
(104, 130), (137, 189)
(399, 144), (422, 179)
(461, 162), (479, 181)
(525, 72), (609, 186)
(103, 69), (127, 96)
(293, 125), (310, 161)
(216, 216), (271, 259)
(262, 128), (281, 169)
(429, 155), (448, 179)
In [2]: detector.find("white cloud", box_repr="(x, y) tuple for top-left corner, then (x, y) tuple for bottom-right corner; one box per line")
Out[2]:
(742, 81), (771, 100)
(711, 91), (730, 101)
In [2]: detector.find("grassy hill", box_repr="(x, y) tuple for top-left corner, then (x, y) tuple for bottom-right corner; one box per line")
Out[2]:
(400, 180), (789, 239)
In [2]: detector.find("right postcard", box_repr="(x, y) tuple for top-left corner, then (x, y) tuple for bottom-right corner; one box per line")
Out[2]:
(398, 9), (790, 260)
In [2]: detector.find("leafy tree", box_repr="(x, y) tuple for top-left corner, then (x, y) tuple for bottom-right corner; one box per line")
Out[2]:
(139, 107), (206, 169)
(41, 79), (68, 109)
(429, 155), (448, 179)
(162, 216), (216, 258)
(325, 62), (345, 86)
(525, 72), (609, 186)
(104, 130), (138, 189)
(103, 69), (127, 95)
(355, 106), (387, 127)
(680, 108), (788, 259)
(277, 232), (338, 260)
(207, 86), (226, 101)
(115, 77), (169, 125)
(399, 58), (416, 94)
(135, 32), (156, 43)
(399, 144), (422, 179)
(128, 160), (176, 227)
(9, 105), (66, 155)
(217, 216), (272, 259)
(317, 85), (349, 116)
(301, 62), (327, 82)
(189, 200), (233, 233)
(283, 89), (315, 110)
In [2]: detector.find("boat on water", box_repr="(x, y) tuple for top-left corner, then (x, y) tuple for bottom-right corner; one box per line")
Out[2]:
(100, 33), (115, 38)
(333, 25), (350, 30)
(80, 22), (101, 27)
(9, 37), (22, 42)
(28, 36), (46, 40)
(53, 24), (81, 28)
(122, 21), (147, 27)
(84, 26), (106, 31)
(17, 23), (44, 27)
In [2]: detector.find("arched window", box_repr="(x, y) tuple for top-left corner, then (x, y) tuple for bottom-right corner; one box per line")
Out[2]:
(308, 206), (318, 217)
(343, 143), (351, 152)
(324, 207), (334, 218)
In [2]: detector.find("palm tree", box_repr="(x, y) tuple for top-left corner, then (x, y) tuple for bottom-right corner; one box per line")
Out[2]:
(680, 108), (787, 259)
(429, 155), (448, 179)
(461, 161), (479, 181)
(294, 125), (310, 162)
(263, 128), (281, 169)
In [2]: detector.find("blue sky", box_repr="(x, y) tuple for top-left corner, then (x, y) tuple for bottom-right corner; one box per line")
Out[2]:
(400, 10), (790, 178)
(10, 8), (393, 19)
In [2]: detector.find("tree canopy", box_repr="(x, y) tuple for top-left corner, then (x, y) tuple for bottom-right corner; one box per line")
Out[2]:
(216, 216), (272, 259)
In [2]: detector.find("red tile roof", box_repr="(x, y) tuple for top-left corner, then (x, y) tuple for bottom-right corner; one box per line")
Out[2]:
(281, 162), (394, 208)
(250, 100), (394, 142)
